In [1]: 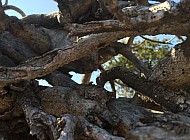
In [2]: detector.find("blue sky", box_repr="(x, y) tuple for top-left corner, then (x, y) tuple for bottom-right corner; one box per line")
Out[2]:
(4, 0), (58, 18)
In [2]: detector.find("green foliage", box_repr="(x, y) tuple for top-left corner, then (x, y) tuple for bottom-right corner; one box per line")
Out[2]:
(133, 38), (170, 67)
(102, 36), (172, 97)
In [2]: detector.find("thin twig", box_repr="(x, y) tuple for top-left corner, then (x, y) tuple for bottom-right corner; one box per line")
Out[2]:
(140, 36), (172, 44)
(132, 40), (146, 48)
(165, 36), (176, 43)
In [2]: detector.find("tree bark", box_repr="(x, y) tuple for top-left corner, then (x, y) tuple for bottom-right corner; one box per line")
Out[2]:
(1, 0), (190, 140)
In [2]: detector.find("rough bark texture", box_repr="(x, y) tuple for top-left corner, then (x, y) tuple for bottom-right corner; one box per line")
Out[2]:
(1, 0), (190, 140)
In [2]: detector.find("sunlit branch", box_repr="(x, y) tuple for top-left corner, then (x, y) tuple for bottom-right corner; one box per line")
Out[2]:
(165, 36), (176, 43)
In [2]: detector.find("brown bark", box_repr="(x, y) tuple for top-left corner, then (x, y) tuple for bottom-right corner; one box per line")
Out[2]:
(149, 39), (190, 90)
(1, 0), (190, 140)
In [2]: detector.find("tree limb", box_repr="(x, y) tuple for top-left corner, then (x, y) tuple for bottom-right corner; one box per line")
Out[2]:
(108, 42), (151, 77)
(22, 12), (61, 28)
(3, 5), (26, 17)
(0, 31), (128, 87)
(97, 66), (190, 114)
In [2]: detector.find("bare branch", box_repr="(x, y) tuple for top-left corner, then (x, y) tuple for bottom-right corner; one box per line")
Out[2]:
(45, 71), (78, 88)
(65, 20), (128, 36)
(108, 42), (151, 77)
(22, 12), (61, 28)
(108, 98), (190, 139)
(0, 31), (128, 86)
(6, 17), (50, 54)
(97, 66), (190, 114)
(66, 14), (190, 37)
(81, 73), (92, 84)
(140, 35), (172, 44)
(3, 5), (26, 17)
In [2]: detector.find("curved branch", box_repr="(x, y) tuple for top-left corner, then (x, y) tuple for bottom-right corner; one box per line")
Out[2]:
(3, 5), (26, 17)
(140, 35), (172, 44)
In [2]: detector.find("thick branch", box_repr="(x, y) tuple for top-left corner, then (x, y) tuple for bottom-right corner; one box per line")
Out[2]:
(0, 31), (128, 86)
(22, 12), (61, 28)
(6, 17), (50, 54)
(45, 71), (78, 88)
(107, 98), (190, 139)
(65, 20), (128, 36)
(3, 5), (26, 17)
(105, 42), (150, 76)
(97, 66), (190, 114)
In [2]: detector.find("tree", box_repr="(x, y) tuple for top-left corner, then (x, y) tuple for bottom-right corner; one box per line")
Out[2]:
(0, 0), (190, 139)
